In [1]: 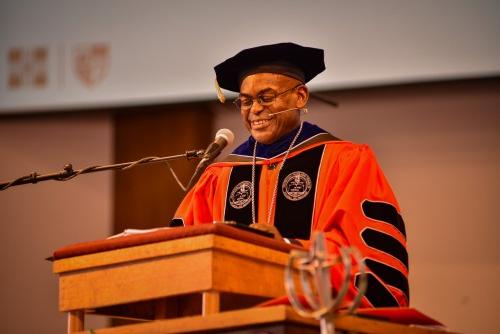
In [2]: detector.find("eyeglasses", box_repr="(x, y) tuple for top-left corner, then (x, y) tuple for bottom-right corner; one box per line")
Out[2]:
(233, 84), (303, 111)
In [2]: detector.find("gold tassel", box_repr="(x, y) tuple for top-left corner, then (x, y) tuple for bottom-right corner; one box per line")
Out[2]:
(215, 79), (226, 103)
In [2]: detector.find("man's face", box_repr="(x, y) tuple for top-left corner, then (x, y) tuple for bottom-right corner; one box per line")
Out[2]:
(239, 73), (308, 145)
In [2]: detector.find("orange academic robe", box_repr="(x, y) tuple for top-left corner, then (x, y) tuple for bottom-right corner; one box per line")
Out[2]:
(174, 133), (409, 308)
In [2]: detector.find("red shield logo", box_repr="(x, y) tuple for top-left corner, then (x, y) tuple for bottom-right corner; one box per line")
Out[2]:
(73, 43), (110, 88)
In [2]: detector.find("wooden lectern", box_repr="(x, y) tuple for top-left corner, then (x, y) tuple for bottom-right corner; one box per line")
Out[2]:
(52, 224), (456, 334)
(53, 224), (301, 332)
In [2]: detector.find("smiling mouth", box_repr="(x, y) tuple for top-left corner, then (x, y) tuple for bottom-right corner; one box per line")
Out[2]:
(251, 119), (271, 129)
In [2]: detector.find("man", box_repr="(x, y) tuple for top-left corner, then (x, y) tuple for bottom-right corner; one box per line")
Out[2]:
(173, 43), (409, 308)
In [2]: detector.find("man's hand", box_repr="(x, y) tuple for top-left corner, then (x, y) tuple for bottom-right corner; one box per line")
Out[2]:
(249, 223), (283, 241)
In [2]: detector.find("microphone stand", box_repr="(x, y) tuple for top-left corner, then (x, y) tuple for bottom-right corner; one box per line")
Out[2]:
(0, 150), (204, 191)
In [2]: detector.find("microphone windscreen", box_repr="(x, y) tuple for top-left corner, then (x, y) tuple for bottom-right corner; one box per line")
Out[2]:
(215, 128), (235, 146)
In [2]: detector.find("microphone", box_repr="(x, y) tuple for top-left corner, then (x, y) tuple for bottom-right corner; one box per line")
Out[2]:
(186, 128), (234, 191)
(268, 107), (308, 117)
(201, 128), (235, 161)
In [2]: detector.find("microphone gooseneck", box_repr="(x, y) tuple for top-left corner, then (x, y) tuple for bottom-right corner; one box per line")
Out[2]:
(186, 128), (235, 191)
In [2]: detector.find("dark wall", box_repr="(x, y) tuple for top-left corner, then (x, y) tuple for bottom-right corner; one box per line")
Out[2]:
(113, 104), (213, 233)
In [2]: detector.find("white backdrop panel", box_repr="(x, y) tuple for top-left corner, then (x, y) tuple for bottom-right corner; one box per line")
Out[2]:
(1, 0), (499, 113)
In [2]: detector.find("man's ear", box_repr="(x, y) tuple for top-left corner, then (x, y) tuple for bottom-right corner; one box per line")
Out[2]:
(296, 85), (309, 108)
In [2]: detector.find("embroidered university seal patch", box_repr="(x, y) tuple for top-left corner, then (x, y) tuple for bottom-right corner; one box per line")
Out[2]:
(282, 171), (312, 201)
(229, 181), (253, 209)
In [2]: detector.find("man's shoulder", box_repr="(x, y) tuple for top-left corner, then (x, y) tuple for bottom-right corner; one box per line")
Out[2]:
(323, 139), (369, 149)
(290, 138), (370, 158)
(323, 140), (375, 156)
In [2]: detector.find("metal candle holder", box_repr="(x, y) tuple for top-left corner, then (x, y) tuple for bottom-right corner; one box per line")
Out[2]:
(284, 232), (367, 334)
